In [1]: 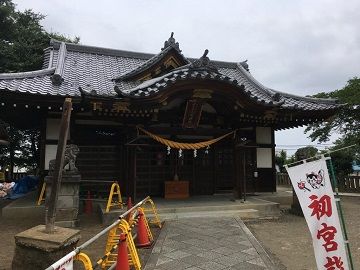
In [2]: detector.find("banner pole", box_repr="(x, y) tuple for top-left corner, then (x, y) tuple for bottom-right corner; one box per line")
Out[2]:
(326, 157), (354, 270)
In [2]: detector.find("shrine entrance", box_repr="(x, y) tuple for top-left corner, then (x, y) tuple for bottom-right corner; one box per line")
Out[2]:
(234, 147), (257, 197)
(132, 141), (237, 198)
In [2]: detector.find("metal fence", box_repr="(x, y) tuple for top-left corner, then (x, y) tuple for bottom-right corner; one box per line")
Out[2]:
(44, 196), (160, 270)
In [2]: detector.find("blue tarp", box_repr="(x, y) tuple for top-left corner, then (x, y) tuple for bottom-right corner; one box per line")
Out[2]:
(5, 175), (39, 199)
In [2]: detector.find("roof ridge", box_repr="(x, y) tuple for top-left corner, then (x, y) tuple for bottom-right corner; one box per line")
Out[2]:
(235, 63), (339, 105)
(188, 58), (238, 69)
(236, 63), (275, 98)
(50, 39), (155, 60)
(0, 68), (55, 80)
(271, 89), (339, 104)
(50, 42), (67, 86)
(114, 46), (189, 82)
(49, 39), (242, 69)
(114, 33), (193, 81)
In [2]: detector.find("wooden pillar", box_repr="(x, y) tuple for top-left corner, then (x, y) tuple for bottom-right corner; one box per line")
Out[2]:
(233, 146), (242, 199)
(271, 127), (276, 192)
(45, 98), (72, 233)
(9, 125), (14, 181)
(133, 147), (137, 201)
(39, 117), (47, 172)
(126, 146), (137, 201)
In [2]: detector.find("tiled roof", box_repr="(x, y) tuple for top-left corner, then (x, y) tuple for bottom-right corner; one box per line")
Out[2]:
(0, 37), (340, 111)
(114, 33), (189, 81)
(114, 64), (285, 107)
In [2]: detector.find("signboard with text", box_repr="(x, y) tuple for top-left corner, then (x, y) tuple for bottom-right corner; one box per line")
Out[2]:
(286, 158), (349, 270)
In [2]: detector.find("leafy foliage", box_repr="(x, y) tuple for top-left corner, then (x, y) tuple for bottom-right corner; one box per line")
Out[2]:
(294, 146), (318, 161)
(0, 126), (40, 171)
(305, 78), (360, 144)
(305, 77), (360, 175)
(275, 150), (287, 172)
(0, 0), (79, 174)
(0, 0), (79, 73)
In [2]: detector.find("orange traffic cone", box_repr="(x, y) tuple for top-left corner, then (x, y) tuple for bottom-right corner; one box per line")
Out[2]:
(136, 210), (152, 248)
(116, 233), (130, 270)
(84, 190), (93, 214)
(126, 197), (133, 222)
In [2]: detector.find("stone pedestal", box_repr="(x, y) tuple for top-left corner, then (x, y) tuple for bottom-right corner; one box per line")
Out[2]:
(12, 225), (80, 270)
(45, 174), (81, 227)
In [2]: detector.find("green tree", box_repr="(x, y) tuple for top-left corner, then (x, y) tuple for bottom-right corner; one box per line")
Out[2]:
(305, 78), (360, 144)
(294, 146), (318, 161)
(0, 125), (40, 175)
(0, 0), (79, 176)
(275, 150), (287, 172)
(0, 0), (79, 73)
(305, 77), (360, 175)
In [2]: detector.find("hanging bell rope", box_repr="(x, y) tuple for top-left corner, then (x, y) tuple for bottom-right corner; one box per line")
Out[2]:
(136, 126), (236, 150)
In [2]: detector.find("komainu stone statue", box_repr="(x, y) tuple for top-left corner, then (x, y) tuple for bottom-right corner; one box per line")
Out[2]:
(48, 144), (80, 175)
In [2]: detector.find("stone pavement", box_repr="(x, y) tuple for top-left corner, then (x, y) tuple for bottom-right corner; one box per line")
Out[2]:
(144, 217), (276, 270)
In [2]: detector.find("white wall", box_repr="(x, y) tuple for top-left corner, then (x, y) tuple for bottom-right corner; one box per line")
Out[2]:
(44, 144), (57, 170)
(44, 118), (71, 169)
(256, 127), (272, 144)
(46, 118), (71, 140)
(257, 148), (272, 168)
(46, 118), (60, 140)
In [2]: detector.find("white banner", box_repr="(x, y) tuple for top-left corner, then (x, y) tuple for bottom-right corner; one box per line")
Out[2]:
(286, 158), (349, 270)
(56, 257), (73, 270)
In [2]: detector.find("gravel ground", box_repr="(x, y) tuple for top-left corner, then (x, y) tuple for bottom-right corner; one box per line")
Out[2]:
(246, 196), (360, 270)
(0, 196), (358, 270)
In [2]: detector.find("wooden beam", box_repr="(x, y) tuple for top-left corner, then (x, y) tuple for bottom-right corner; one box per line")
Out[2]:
(45, 98), (72, 233)
(146, 126), (232, 136)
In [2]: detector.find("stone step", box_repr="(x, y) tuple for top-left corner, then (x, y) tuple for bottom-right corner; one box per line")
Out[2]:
(1, 204), (45, 219)
(155, 201), (277, 214)
(1, 192), (45, 219)
(98, 199), (280, 225)
(149, 209), (260, 220)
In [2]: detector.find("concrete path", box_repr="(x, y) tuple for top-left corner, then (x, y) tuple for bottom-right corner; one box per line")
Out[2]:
(144, 217), (276, 270)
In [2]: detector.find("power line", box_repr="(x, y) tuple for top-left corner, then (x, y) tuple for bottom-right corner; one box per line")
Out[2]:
(276, 144), (334, 147)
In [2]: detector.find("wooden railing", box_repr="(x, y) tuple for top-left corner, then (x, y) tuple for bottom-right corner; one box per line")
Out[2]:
(338, 175), (360, 193)
(276, 173), (291, 186)
(12, 172), (27, 181)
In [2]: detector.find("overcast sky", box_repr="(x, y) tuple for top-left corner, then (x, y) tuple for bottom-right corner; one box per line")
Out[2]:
(13, 0), (360, 155)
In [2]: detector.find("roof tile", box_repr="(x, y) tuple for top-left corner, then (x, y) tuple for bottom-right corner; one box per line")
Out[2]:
(0, 40), (340, 111)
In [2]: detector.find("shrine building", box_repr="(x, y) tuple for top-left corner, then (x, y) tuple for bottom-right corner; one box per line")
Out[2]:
(0, 33), (340, 199)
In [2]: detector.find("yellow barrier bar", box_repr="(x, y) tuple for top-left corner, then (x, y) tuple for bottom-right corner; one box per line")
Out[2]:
(47, 196), (158, 270)
(119, 219), (141, 270)
(45, 196), (151, 270)
(101, 225), (119, 269)
(105, 182), (123, 213)
(36, 182), (46, 205)
(142, 198), (162, 228)
(74, 252), (93, 270)
(101, 219), (142, 270)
